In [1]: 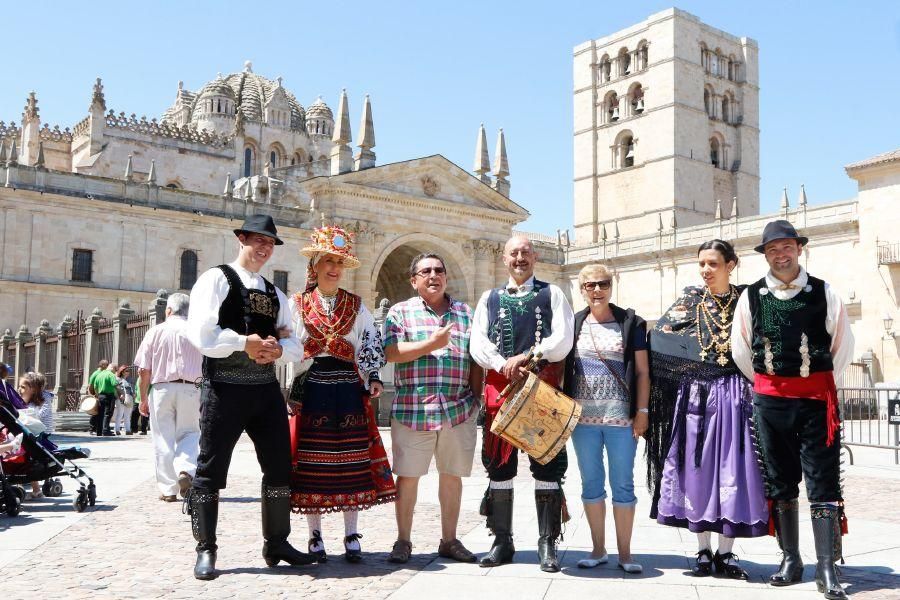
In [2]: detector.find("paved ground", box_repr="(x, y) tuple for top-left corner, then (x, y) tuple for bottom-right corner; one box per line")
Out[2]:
(1, 431), (898, 599)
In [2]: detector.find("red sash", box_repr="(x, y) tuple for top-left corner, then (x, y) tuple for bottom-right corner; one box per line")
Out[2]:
(754, 371), (840, 446)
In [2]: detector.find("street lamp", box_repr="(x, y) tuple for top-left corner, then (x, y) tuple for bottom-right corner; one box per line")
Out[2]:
(884, 312), (895, 339)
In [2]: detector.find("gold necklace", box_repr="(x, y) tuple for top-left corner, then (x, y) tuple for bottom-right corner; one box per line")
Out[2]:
(695, 285), (736, 365)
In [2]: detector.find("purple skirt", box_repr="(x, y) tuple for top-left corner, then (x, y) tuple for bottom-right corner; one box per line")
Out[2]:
(656, 372), (769, 537)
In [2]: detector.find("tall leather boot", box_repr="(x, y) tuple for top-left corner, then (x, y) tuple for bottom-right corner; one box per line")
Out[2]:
(770, 499), (804, 586)
(260, 484), (316, 567)
(535, 489), (562, 573)
(811, 503), (847, 600)
(479, 488), (515, 567)
(190, 489), (219, 580)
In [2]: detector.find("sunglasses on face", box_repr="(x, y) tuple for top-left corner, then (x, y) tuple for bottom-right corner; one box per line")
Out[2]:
(415, 267), (446, 277)
(582, 280), (612, 291)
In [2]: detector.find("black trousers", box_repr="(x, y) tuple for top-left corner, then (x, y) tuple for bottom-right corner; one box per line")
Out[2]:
(94, 393), (116, 436)
(193, 380), (291, 492)
(753, 393), (841, 502)
(130, 404), (149, 433)
(482, 430), (568, 482)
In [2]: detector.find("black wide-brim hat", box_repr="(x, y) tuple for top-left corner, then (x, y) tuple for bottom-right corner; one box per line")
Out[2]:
(754, 219), (808, 253)
(233, 214), (284, 245)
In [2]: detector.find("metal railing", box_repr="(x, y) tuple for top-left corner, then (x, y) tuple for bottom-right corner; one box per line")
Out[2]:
(838, 387), (900, 464)
(877, 241), (900, 265)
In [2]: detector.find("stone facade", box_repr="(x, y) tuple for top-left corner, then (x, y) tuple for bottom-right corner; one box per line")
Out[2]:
(573, 8), (760, 244)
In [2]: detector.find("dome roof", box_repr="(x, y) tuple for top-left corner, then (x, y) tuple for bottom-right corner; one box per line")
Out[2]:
(306, 96), (333, 121)
(190, 65), (306, 131)
(196, 76), (235, 99)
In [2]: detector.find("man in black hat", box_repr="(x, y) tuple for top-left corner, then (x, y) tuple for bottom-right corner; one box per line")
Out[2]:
(185, 214), (314, 579)
(731, 219), (853, 600)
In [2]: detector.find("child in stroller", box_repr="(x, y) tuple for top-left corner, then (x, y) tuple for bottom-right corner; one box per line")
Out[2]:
(1, 383), (96, 513)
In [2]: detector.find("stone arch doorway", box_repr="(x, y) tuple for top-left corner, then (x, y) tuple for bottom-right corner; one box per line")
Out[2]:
(371, 234), (471, 309)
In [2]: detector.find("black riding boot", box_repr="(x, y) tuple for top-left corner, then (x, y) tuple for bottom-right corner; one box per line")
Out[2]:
(811, 503), (847, 600)
(479, 488), (515, 567)
(261, 484), (316, 567)
(770, 499), (804, 586)
(190, 490), (219, 580)
(535, 489), (562, 572)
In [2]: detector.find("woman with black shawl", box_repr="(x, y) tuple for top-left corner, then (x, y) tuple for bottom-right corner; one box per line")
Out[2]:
(647, 239), (767, 579)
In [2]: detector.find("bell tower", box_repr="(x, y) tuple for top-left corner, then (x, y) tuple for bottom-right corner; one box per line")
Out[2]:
(572, 8), (759, 244)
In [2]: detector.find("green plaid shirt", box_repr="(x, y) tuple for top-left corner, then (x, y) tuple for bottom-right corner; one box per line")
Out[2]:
(383, 296), (476, 431)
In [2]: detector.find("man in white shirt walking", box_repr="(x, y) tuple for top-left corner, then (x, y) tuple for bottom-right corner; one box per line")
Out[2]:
(135, 292), (203, 503)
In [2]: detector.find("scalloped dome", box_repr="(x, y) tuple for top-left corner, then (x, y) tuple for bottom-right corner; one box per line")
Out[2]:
(196, 77), (235, 99)
(190, 68), (306, 131)
(306, 96), (333, 120)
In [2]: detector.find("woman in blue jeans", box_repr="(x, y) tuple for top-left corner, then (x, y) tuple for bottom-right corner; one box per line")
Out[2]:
(563, 263), (650, 574)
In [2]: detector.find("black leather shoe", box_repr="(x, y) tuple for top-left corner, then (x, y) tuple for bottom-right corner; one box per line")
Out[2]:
(260, 484), (316, 567)
(308, 529), (327, 563)
(811, 504), (848, 600)
(535, 489), (562, 573)
(692, 548), (713, 577)
(190, 489), (219, 580)
(479, 488), (515, 568)
(194, 549), (217, 580)
(344, 533), (363, 563)
(263, 539), (317, 567)
(714, 551), (749, 580)
(770, 499), (804, 586)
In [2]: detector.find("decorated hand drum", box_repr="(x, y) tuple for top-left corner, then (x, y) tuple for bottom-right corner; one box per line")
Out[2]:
(489, 372), (582, 465)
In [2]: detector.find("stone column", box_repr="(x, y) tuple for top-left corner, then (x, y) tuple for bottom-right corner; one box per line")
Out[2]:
(82, 309), (103, 391)
(148, 289), (169, 327)
(472, 240), (497, 305)
(14, 325), (31, 381)
(33, 319), (53, 374)
(54, 316), (74, 410)
(352, 224), (380, 308)
(0, 328), (13, 367)
(112, 300), (135, 367)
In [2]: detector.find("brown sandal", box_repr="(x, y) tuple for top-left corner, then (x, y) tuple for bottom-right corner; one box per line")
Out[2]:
(388, 539), (413, 564)
(438, 538), (477, 563)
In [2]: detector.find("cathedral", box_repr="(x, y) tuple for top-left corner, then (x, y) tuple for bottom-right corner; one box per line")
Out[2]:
(0, 8), (898, 382)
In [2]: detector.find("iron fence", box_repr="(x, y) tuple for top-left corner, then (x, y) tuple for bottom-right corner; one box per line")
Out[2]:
(20, 340), (36, 373)
(65, 311), (86, 411)
(838, 386), (900, 464)
(42, 336), (58, 390)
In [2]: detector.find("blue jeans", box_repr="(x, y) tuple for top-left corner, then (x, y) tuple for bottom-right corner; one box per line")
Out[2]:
(570, 424), (637, 507)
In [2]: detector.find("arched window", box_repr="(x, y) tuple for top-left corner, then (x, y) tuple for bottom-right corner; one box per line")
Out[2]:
(710, 137), (720, 168)
(270, 150), (277, 168)
(704, 88), (711, 116)
(243, 147), (253, 177)
(700, 43), (708, 71)
(599, 54), (611, 83)
(637, 41), (649, 70)
(165, 182), (179, 189)
(629, 83), (644, 115)
(605, 91), (619, 123)
(618, 47), (631, 76)
(180, 250), (198, 290)
(613, 130), (635, 169)
(721, 96), (729, 123)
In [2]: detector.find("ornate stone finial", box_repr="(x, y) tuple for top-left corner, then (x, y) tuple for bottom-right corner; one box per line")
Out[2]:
(178, 80), (184, 91)
(3, 328), (11, 337)
(91, 307), (102, 316)
(156, 289), (168, 298)
(332, 89), (351, 145)
(357, 94), (375, 150)
(0, 139), (7, 166)
(223, 172), (233, 197)
(23, 91), (39, 123)
(91, 77), (106, 112)
(243, 60), (253, 73)
(118, 299), (131, 309)
(474, 124), (491, 184)
(601, 222), (608, 241)
(798, 183), (808, 207)
(62, 314), (73, 324)
(34, 141), (45, 169)
(40, 319), (50, 328)
(670, 211), (678, 230)
(780, 186), (790, 211)
(124, 154), (133, 181)
(18, 324), (29, 334)
(614, 221), (620, 239)
(731, 196), (739, 219)
(715, 198), (722, 220)
(657, 212), (664, 231)
(7, 138), (18, 166)
(492, 128), (509, 179)
(276, 76), (283, 88)
(147, 159), (157, 185)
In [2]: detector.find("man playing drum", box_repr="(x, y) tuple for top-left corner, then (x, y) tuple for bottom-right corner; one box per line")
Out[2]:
(471, 235), (575, 572)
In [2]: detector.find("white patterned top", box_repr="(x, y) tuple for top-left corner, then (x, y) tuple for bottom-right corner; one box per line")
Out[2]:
(572, 321), (631, 426)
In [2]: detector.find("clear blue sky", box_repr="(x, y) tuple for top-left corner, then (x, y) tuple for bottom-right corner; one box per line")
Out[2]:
(3, 1), (898, 234)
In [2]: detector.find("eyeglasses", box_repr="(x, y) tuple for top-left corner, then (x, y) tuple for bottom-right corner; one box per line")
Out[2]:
(582, 280), (612, 291)
(415, 267), (446, 277)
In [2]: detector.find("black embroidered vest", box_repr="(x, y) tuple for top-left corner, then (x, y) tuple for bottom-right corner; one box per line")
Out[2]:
(486, 279), (553, 359)
(746, 275), (833, 377)
(204, 264), (280, 384)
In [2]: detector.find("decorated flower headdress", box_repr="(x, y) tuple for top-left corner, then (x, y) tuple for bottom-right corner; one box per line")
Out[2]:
(302, 224), (360, 292)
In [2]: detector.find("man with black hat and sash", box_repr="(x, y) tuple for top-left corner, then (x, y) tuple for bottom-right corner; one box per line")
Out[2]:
(471, 234), (574, 572)
(185, 214), (314, 580)
(731, 219), (853, 600)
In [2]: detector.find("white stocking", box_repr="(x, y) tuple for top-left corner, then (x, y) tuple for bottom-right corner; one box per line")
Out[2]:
(696, 531), (712, 561)
(344, 510), (360, 550)
(306, 513), (324, 552)
(717, 534), (735, 562)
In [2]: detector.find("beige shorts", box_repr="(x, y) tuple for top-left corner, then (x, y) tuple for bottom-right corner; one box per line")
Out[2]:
(391, 410), (478, 478)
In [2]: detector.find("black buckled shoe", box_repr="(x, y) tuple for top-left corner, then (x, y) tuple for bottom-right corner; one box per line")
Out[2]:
(308, 529), (327, 563)
(692, 548), (713, 577)
(344, 533), (363, 563)
(714, 551), (749, 580)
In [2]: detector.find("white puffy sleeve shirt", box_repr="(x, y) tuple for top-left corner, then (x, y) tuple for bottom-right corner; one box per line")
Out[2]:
(186, 261), (302, 363)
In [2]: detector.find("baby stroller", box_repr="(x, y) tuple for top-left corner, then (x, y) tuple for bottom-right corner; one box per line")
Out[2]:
(0, 400), (96, 512)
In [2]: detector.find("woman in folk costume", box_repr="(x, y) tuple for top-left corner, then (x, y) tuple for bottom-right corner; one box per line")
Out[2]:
(647, 239), (768, 580)
(289, 224), (396, 563)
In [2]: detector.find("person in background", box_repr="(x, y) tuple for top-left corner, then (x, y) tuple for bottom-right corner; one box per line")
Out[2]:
(18, 371), (54, 498)
(113, 365), (134, 435)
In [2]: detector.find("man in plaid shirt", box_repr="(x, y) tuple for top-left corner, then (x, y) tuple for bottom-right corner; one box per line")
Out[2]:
(383, 253), (483, 564)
